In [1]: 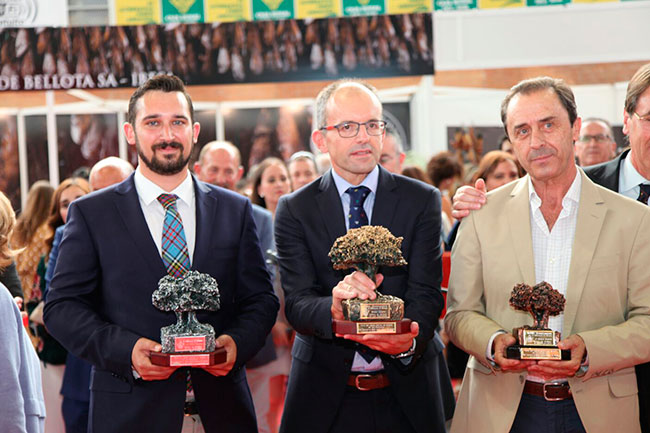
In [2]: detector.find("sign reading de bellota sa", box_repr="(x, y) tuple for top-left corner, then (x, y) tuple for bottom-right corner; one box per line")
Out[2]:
(0, 0), (68, 27)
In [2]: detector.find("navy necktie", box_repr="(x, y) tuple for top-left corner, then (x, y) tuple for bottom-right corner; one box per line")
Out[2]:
(637, 184), (650, 205)
(345, 186), (377, 364)
(346, 186), (370, 229)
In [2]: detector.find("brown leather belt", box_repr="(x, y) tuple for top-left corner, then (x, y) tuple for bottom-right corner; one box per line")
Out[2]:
(523, 381), (572, 401)
(347, 372), (390, 391)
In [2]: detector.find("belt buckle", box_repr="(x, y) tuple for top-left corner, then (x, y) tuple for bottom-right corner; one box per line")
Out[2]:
(354, 374), (374, 391)
(542, 382), (566, 402)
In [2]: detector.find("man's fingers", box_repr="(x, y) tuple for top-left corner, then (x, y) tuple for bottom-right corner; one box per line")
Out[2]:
(475, 178), (487, 193)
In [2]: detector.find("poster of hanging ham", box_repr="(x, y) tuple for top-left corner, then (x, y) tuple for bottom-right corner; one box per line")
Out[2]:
(0, 13), (433, 91)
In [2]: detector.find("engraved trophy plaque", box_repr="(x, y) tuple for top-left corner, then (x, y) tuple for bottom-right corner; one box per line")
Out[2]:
(329, 226), (412, 335)
(506, 282), (570, 360)
(150, 271), (227, 366)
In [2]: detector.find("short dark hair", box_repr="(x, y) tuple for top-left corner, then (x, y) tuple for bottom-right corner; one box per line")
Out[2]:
(426, 151), (463, 188)
(127, 74), (194, 126)
(500, 77), (577, 139)
(625, 63), (650, 116)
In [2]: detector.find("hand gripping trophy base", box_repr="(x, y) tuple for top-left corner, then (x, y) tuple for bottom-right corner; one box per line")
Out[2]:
(150, 272), (227, 367)
(506, 282), (571, 360)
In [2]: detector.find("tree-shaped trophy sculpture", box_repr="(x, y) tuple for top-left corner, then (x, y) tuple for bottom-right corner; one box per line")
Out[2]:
(329, 225), (411, 334)
(506, 281), (570, 360)
(150, 271), (227, 366)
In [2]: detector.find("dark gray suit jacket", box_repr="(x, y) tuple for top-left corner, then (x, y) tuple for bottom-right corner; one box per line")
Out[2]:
(275, 166), (453, 433)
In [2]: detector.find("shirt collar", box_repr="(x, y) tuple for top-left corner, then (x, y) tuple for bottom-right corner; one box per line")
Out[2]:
(134, 167), (195, 207)
(331, 165), (379, 198)
(620, 150), (650, 194)
(527, 168), (582, 212)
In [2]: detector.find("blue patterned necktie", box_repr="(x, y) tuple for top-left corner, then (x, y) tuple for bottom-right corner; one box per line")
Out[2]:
(157, 194), (191, 277)
(638, 184), (650, 205)
(345, 186), (377, 364)
(346, 186), (370, 229)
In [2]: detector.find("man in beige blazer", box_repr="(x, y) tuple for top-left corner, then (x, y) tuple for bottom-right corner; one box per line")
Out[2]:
(445, 76), (650, 433)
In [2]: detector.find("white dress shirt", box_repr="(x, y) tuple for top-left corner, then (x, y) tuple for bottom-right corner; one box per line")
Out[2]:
(133, 168), (197, 264)
(619, 151), (650, 200)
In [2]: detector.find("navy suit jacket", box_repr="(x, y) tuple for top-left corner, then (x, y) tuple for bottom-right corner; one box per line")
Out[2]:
(584, 148), (650, 433)
(274, 166), (453, 433)
(44, 173), (278, 433)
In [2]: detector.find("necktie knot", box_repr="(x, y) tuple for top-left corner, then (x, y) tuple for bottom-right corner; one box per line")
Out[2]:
(157, 193), (179, 210)
(346, 186), (371, 229)
(638, 184), (650, 205)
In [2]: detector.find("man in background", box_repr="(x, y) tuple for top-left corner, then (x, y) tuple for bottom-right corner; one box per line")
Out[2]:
(574, 118), (617, 167)
(379, 129), (406, 174)
(287, 151), (318, 190)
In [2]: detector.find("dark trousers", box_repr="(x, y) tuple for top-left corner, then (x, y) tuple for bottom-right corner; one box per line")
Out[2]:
(328, 386), (417, 433)
(62, 396), (90, 433)
(510, 393), (585, 433)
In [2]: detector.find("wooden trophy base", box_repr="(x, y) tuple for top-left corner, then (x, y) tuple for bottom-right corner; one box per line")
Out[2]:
(150, 348), (227, 367)
(332, 318), (412, 335)
(506, 345), (571, 360)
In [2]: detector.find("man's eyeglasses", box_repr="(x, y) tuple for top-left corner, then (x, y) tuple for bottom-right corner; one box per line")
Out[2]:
(319, 120), (387, 138)
(634, 112), (650, 122)
(578, 134), (611, 143)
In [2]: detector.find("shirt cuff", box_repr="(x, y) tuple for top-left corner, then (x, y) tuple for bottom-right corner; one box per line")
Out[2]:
(486, 330), (508, 362)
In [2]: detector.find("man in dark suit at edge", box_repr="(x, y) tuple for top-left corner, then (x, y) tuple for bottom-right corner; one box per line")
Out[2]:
(44, 74), (278, 433)
(274, 79), (454, 433)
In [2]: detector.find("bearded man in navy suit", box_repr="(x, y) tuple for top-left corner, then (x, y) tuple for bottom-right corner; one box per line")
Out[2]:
(44, 74), (278, 433)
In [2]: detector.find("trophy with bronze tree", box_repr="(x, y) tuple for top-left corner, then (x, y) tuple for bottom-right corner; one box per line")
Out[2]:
(506, 281), (570, 360)
(150, 271), (227, 366)
(329, 225), (411, 334)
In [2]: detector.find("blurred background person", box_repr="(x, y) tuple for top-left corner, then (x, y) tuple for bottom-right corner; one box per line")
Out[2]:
(194, 142), (281, 433)
(446, 150), (521, 251)
(0, 191), (45, 433)
(574, 117), (617, 167)
(12, 180), (54, 307)
(250, 157), (293, 218)
(315, 153), (331, 175)
(248, 156), (293, 433)
(45, 160), (130, 433)
(426, 151), (463, 240)
(401, 165), (432, 184)
(33, 177), (90, 433)
(379, 129), (406, 174)
(287, 151), (318, 190)
(499, 135), (514, 155)
(88, 156), (134, 191)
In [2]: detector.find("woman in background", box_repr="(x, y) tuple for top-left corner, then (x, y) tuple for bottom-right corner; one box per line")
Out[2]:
(247, 157), (293, 433)
(0, 191), (46, 433)
(12, 180), (54, 305)
(33, 177), (91, 433)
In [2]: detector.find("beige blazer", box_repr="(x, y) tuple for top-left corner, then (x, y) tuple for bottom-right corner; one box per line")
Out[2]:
(445, 170), (650, 433)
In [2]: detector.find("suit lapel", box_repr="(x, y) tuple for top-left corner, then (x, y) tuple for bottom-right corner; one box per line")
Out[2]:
(563, 170), (607, 335)
(316, 171), (347, 244)
(192, 177), (216, 271)
(507, 176), (536, 285)
(114, 175), (167, 275)
(371, 166), (399, 228)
